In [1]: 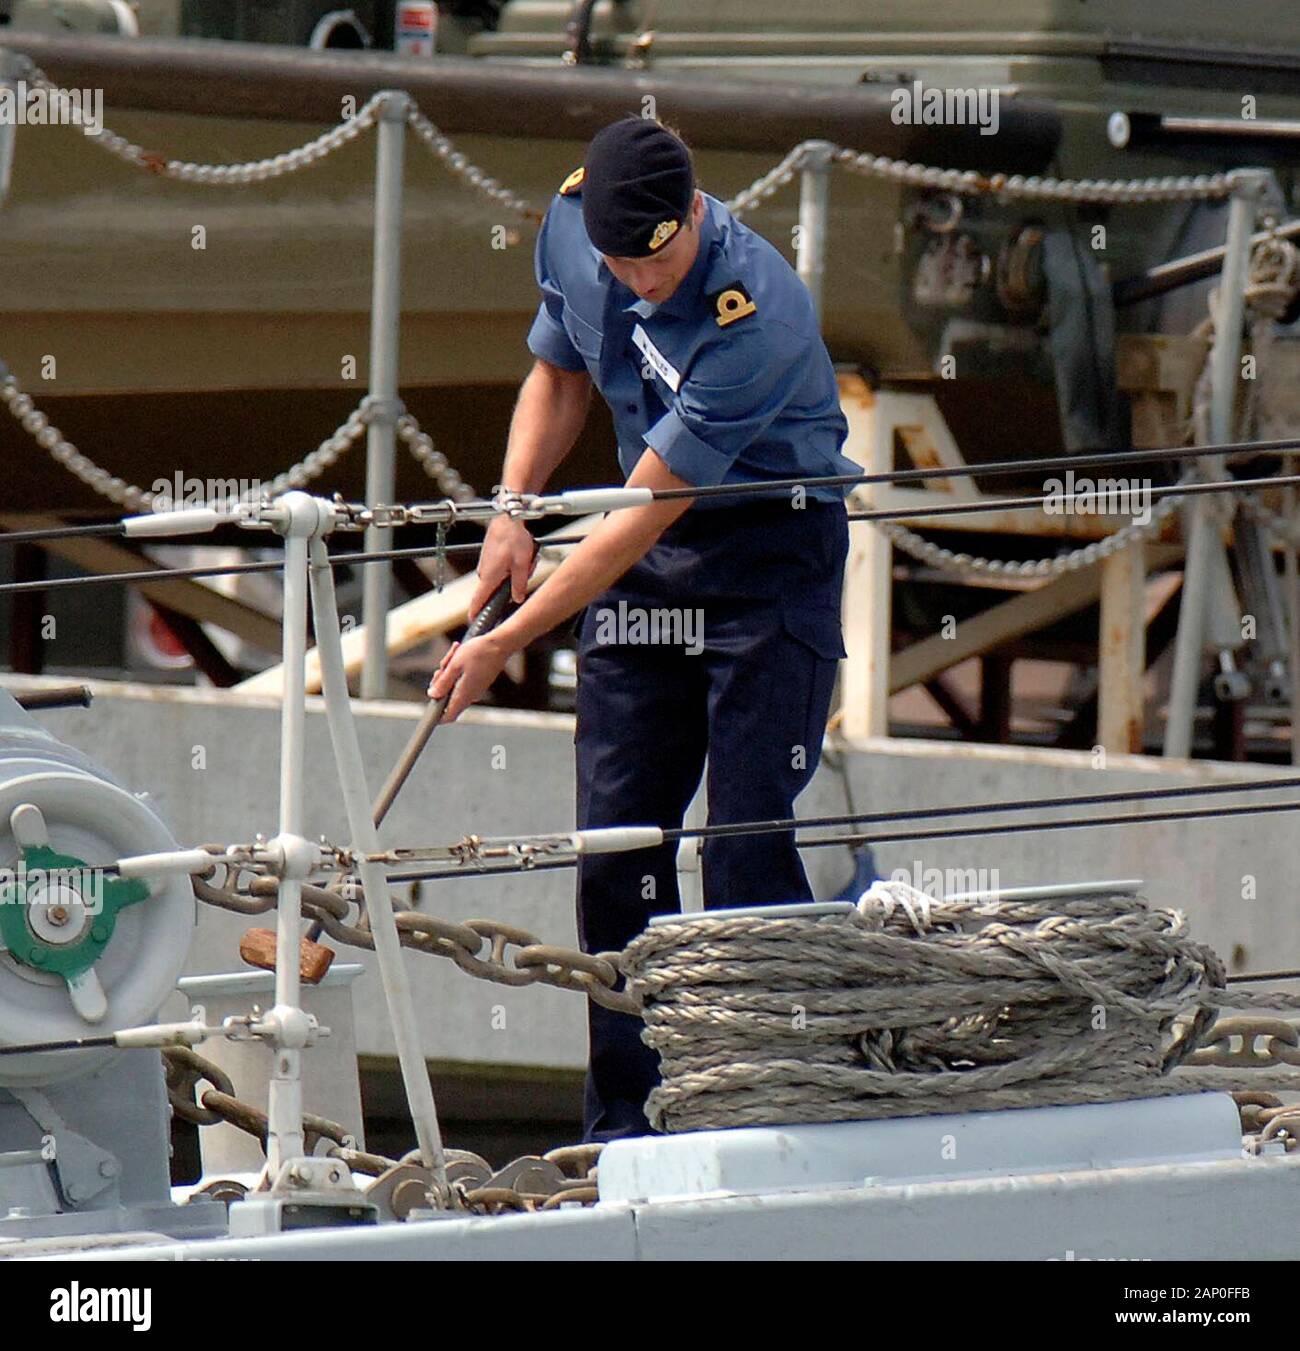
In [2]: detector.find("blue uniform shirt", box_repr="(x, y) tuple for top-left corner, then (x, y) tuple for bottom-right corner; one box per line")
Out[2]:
(526, 187), (855, 508)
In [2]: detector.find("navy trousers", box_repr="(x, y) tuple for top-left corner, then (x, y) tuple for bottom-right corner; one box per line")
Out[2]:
(573, 498), (849, 1141)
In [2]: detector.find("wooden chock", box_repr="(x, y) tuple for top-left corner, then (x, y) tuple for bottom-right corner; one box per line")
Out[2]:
(239, 927), (336, 984)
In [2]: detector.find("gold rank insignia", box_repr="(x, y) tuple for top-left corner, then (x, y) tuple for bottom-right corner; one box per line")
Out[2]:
(559, 166), (585, 195)
(648, 218), (680, 251)
(710, 283), (758, 327)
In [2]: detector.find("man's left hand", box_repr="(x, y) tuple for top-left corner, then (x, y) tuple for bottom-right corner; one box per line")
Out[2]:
(427, 633), (510, 722)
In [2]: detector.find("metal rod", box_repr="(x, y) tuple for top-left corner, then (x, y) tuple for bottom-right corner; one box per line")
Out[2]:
(360, 90), (408, 701)
(15, 457), (1300, 599)
(0, 520), (124, 546)
(382, 796), (1300, 884)
(796, 141), (833, 326)
(0, 1034), (116, 1056)
(1112, 110), (1300, 147)
(383, 788), (1300, 886)
(659, 771), (1300, 843)
(794, 795), (1300, 851)
(8, 426), (1300, 556)
(0, 50), (16, 209)
(1287, 458), (1300, 767)
(1163, 497), (1218, 759)
(371, 574), (516, 828)
(649, 435), (1300, 501)
(1164, 171), (1270, 759)
(1114, 218), (1300, 308)
(307, 534), (448, 1198)
(8, 684), (92, 711)
(265, 528), (310, 1175)
(1211, 179), (1268, 450)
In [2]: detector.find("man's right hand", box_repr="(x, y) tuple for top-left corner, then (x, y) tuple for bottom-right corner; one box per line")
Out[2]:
(471, 514), (536, 617)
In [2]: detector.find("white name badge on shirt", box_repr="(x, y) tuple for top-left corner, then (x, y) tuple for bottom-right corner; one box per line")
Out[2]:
(631, 323), (681, 393)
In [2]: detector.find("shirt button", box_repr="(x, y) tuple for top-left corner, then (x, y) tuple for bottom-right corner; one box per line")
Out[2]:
(627, 403), (638, 413)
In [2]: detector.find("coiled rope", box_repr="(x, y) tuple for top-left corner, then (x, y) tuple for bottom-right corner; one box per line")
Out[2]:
(622, 882), (1298, 1134)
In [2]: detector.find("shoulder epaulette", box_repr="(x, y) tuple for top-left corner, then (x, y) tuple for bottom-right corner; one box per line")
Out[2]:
(708, 281), (758, 328)
(559, 166), (585, 196)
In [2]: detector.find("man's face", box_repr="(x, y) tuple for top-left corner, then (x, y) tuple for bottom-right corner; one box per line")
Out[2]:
(601, 191), (704, 305)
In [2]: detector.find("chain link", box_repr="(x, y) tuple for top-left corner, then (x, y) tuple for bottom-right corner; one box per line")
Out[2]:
(1, 361), (477, 511)
(832, 145), (1231, 205)
(876, 487), (1184, 580)
(403, 103), (541, 223)
(395, 410), (478, 501)
(1, 361), (370, 510)
(163, 1044), (234, 1126)
(1186, 1015), (1300, 1069)
(18, 54), (1225, 217)
(722, 140), (1233, 211)
(724, 143), (812, 219)
(161, 1046), (602, 1214)
(17, 56), (539, 221)
(1, 361), (154, 512)
(1232, 1091), (1300, 1152)
(209, 873), (638, 1014)
(12, 55), (382, 182)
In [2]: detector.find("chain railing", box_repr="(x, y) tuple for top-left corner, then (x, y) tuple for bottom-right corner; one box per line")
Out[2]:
(723, 142), (809, 218)
(11, 51), (1238, 218)
(1, 362), (476, 510)
(404, 102), (541, 223)
(5, 56), (1257, 573)
(15, 53), (541, 223)
(12, 56), (383, 181)
(832, 145), (1232, 205)
(878, 487), (1185, 581)
(395, 409), (477, 500)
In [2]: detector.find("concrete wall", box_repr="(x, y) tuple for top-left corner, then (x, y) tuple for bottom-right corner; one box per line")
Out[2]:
(4, 674), (1296, 1080)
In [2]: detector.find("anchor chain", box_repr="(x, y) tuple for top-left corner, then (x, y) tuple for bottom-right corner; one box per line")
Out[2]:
(162, 1047), (601, 1214)
(1186, 1015), (1300, 1069)
(193, 864), (639, 1015)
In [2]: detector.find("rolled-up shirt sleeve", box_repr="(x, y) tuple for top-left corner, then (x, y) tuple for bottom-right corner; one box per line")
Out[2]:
(643, 323), (802, 486)
(526, 204), (587, 373)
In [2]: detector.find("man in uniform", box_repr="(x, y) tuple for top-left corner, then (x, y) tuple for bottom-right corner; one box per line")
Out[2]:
(429, 116), (858, 1141)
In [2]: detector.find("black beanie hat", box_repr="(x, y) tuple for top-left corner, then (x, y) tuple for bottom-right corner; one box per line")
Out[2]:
(581, 117), (695, 259)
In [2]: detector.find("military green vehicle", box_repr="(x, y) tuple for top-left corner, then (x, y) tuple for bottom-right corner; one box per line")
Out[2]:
(1, 1), (1297, 513)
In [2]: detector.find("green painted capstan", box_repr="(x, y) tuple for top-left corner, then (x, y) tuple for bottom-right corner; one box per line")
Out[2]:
(0, 843), (148, 979)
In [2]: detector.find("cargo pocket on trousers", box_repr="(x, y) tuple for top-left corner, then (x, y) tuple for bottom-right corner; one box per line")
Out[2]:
(780, 606), (846, 768)
(780, 606), (847, 662)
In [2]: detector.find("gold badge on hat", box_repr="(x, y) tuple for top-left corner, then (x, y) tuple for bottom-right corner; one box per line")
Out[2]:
(712, 283), (758, 327)
(559, 166), (585, 195)
(648, 218), (680, 251)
